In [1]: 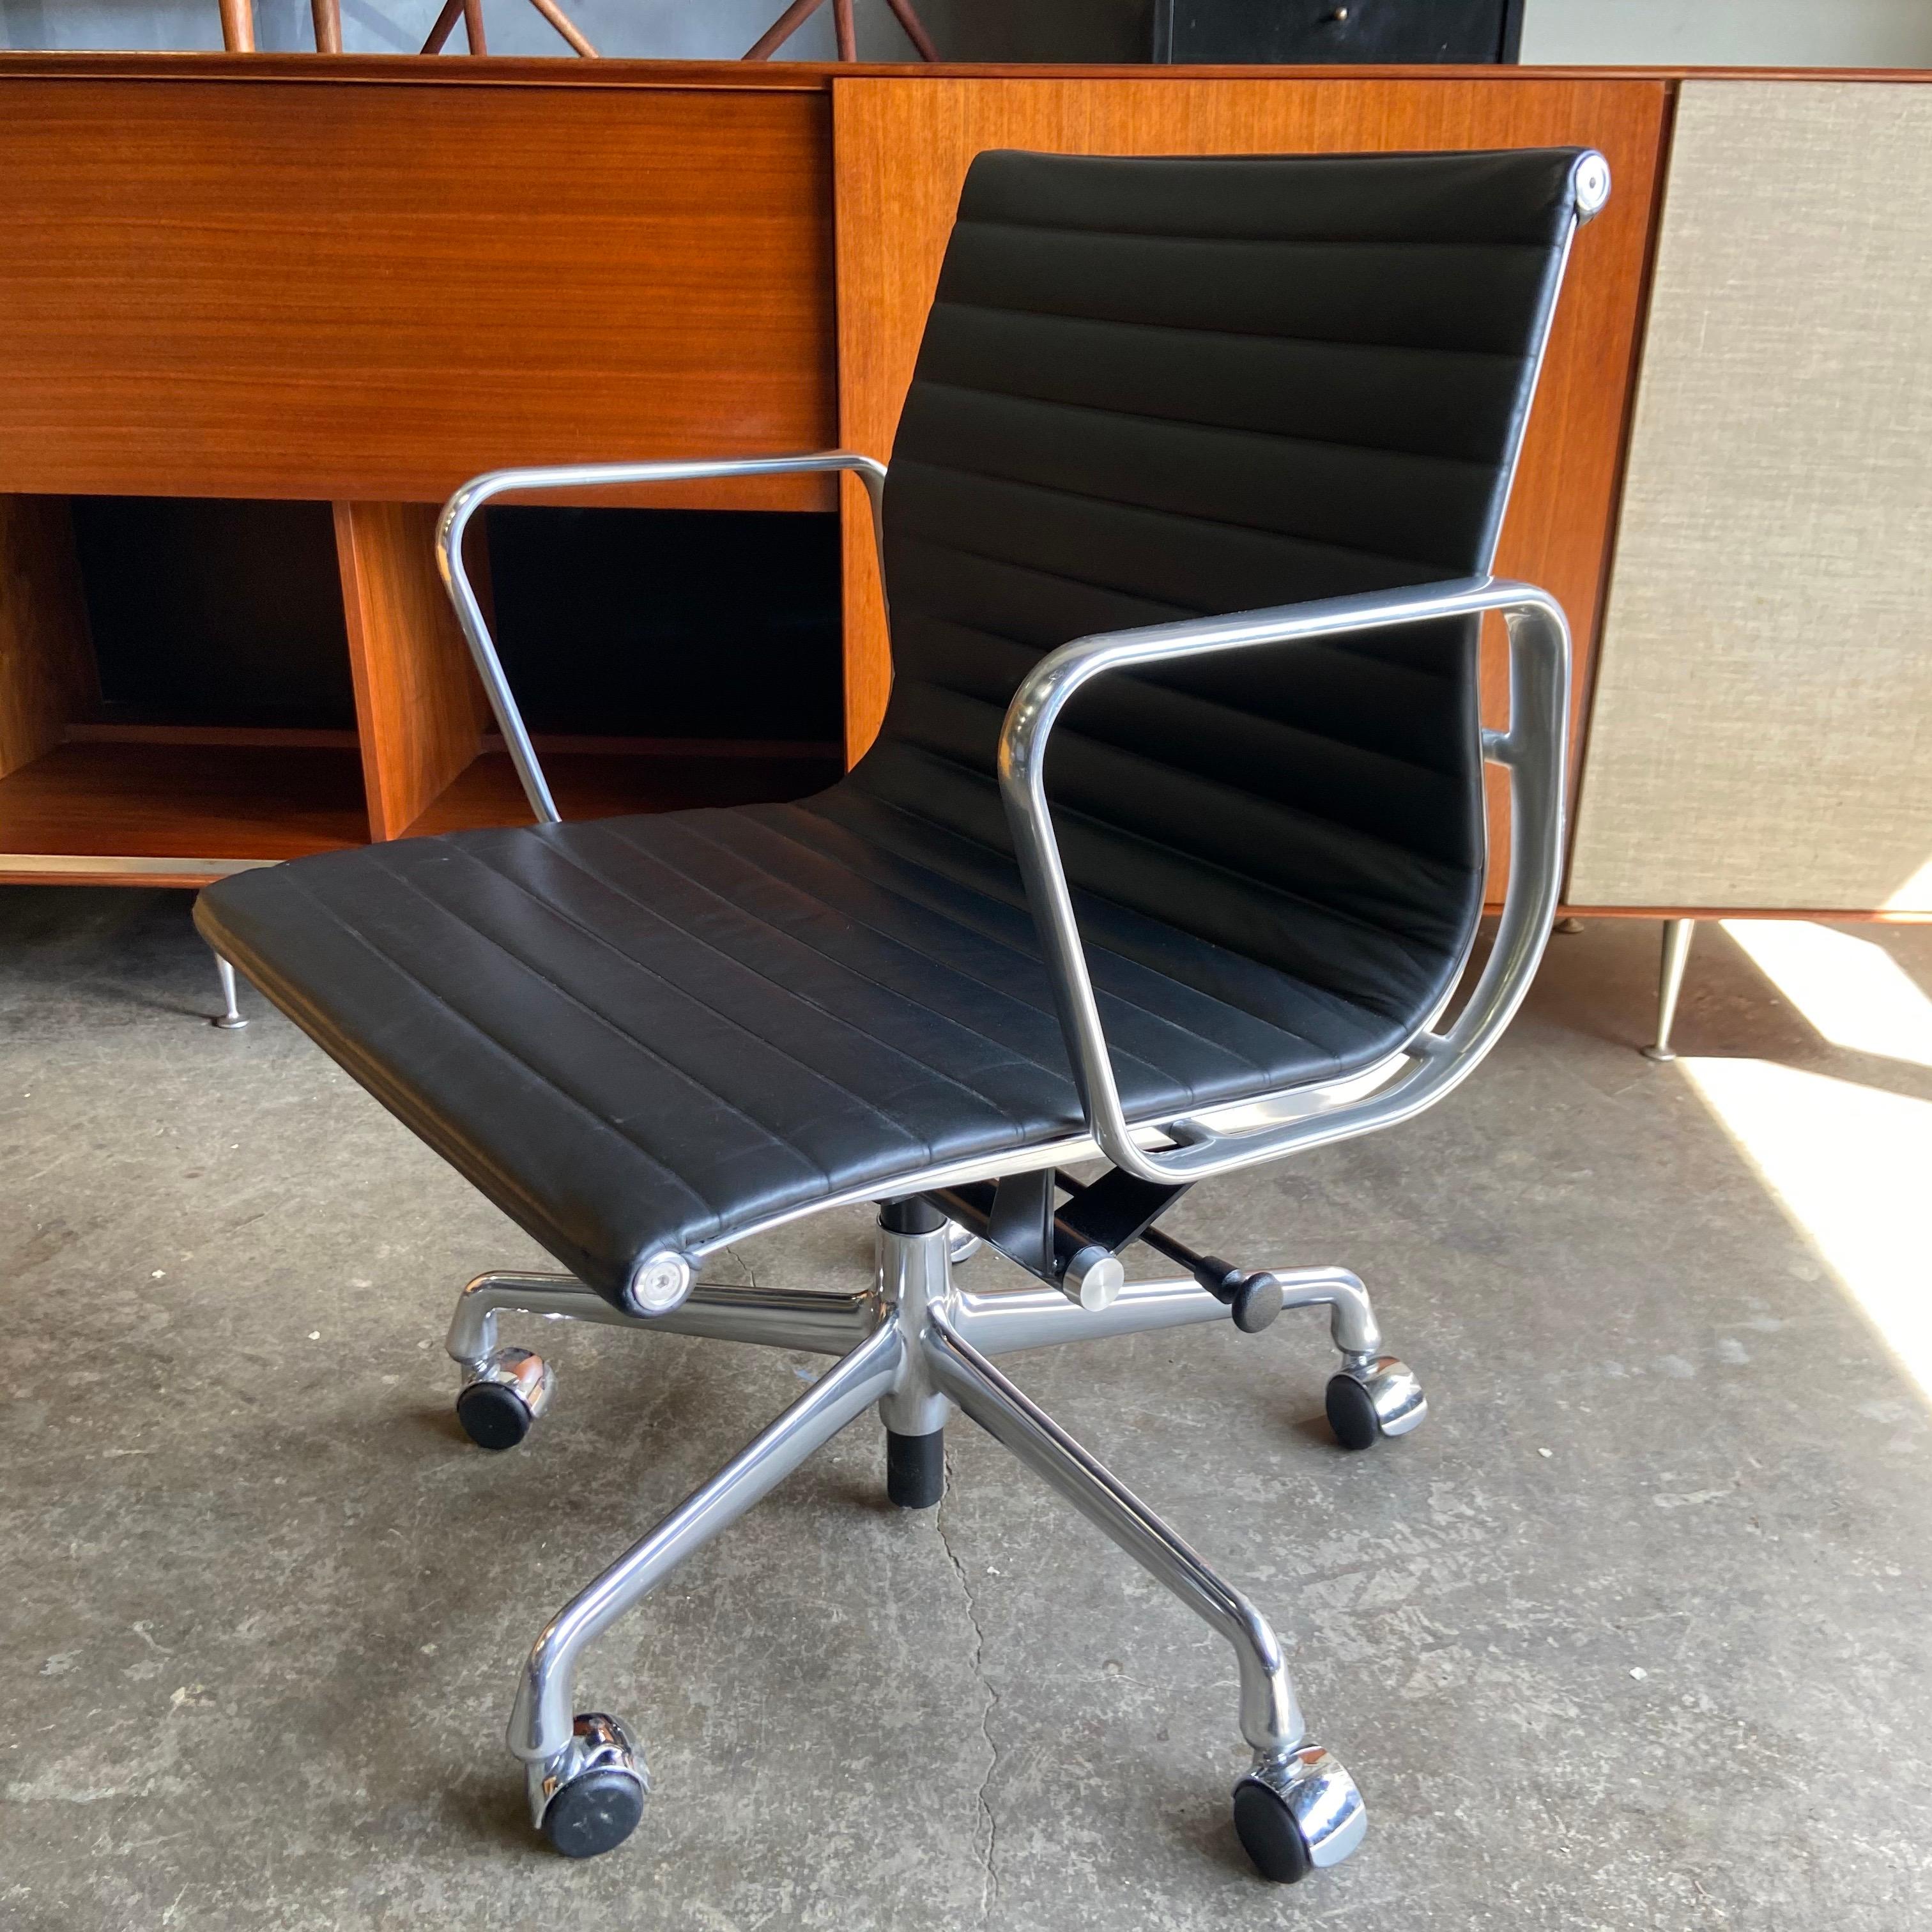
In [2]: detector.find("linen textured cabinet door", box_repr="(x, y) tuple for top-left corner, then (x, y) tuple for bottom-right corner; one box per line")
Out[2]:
(1568, 81), (1932, 921)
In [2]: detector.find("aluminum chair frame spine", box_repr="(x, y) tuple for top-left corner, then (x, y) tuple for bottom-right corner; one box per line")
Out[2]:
(998, 574), (1572, 1186)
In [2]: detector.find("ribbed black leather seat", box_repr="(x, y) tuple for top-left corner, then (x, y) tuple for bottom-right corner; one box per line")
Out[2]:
(197, 146), (1584, 1307)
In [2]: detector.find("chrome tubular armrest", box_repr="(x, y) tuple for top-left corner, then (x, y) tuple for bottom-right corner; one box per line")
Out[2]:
(997, 574), (1572, 1186)
(435, 450), (889, 824)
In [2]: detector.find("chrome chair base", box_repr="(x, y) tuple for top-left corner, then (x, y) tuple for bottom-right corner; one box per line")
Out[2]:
(443, 1206), (1425, 1883)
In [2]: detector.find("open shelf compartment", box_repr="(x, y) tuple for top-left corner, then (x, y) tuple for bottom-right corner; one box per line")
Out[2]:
(1, 494), (848, 886)
(397, 502), (845, 839)
(0, 494), (370, 885)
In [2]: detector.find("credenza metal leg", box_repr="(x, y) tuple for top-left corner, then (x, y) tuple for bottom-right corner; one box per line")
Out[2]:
(210, 950), (247, 1031)
(1641, 917), (1696, 1061)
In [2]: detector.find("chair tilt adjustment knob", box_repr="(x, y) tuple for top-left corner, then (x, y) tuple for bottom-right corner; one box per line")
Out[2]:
(1125, 1211), (1283, 1334)
(1197, 1257), (1285, 1334)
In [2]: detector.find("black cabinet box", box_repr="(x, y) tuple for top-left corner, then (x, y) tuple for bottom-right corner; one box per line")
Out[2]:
(1154, 0), (1523, 65)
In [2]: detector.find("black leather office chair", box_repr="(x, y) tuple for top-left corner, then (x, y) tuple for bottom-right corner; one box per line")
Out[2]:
(197, 145), (1607, 1883)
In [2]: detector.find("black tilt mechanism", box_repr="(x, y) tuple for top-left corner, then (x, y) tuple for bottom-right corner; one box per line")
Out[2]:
(926, 1170), (1287, 1331)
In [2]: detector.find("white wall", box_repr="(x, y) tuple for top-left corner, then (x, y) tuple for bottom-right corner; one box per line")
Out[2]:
(1521, 0), (1932, 68)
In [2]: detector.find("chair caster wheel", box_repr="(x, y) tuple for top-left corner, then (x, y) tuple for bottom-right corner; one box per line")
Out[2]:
(946, 1221), (983, 1264)
(1325, 1356), (1426, 1450)
(456, 1346), (553, 1450)
(1233, 1744), (1366, 1882)
(532, 1713), (649, 1859)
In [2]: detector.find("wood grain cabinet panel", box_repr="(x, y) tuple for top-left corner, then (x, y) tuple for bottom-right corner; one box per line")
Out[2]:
(335, 501), (489, 841)
(830, 73), (1671, 771)
(1568, 82), (1932, 914)
(0, 75), (838, 508)
(0, 498), (97, 781)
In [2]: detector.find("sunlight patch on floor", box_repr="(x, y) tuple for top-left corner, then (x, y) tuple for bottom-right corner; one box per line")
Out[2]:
(1680, 920), (1932, 1402)
(1722, 918), (1932, 1070)
(1680, 1059), (1932, 1399)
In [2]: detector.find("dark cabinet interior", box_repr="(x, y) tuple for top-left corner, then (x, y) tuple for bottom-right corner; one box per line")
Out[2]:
(0, 492), (845, 876)
(482, 506), (844, 746)
(70, 496), (355, 731)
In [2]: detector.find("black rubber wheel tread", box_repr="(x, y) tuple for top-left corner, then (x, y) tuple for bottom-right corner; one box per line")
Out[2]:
(542, 1767), (646, 1859)
(1232, 1775), (1313, 1883)
(456, 1380), (532, 1452)
(1324, 1373), (1381, 1452)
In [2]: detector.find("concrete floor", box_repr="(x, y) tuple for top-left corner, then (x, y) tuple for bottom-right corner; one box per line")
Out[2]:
(3, 886), (1930, 1931)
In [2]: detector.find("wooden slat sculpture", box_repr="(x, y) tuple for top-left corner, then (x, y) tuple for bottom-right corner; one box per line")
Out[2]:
(214, 0), (597, 59)
(745, 0), (938, 61)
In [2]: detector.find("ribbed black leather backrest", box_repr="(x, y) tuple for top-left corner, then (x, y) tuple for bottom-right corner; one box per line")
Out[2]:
(851, 148), (1586, 1030)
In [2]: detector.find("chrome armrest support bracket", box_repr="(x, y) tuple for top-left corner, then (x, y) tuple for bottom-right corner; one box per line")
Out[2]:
(997, 574), (1572, 1186)
(435, 450), (889, 824)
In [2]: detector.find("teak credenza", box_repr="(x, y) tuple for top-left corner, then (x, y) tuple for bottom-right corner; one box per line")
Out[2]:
(2, 57), (1928, 1002)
